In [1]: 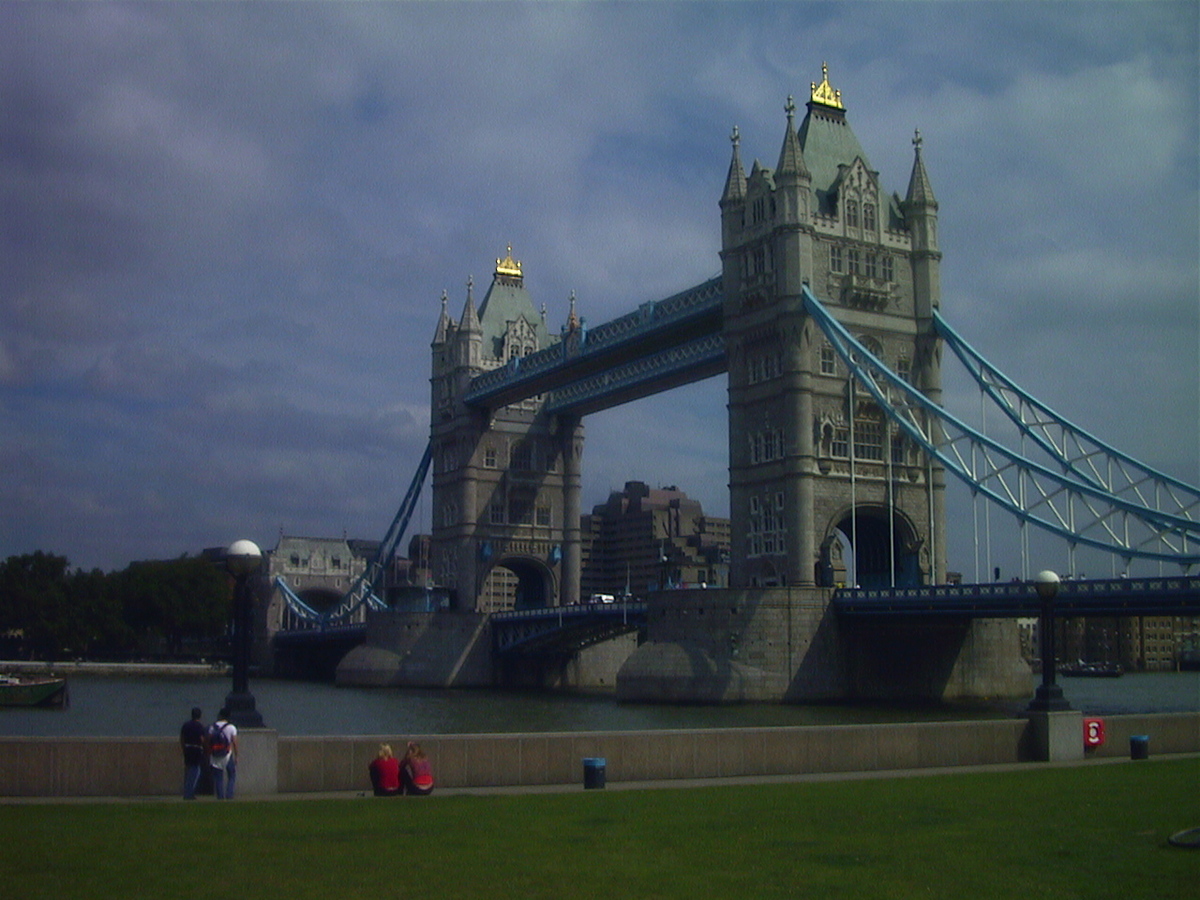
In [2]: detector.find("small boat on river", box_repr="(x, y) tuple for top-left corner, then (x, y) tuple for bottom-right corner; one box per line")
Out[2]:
(1060, 660), (1123, 678)
(0, 673), (69, 707)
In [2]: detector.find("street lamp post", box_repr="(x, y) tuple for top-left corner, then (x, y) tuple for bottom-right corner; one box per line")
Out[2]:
(1027, 569), (1070, 712)
(224, 539), (264, 728)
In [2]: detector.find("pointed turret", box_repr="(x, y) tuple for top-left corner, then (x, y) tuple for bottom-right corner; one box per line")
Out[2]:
(905, 129), (938, 210)
(903, 129), (942, 324)
(459, 275), (481, 334)
(432, 290), (452, 345)
(720, 125), (747, 207)
(775, 95), (810, 180)
(775, 95), (811, 229)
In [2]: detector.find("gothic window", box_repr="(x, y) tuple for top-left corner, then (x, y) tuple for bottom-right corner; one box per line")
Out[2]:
(882, 254), (894, 282)
(508, 497), (530, 525)
(863, 203), (876, 232)
(847, 248), (860, 275)
(897, 357), (911, 383)
(489, 496), (505, 525)
(846, 200), (859, 229)
(864, 253), (878, 279)
(832, 426), (849, 458)
(536, 504), (551, 527)
(774, 429), (784, 459)
(821, 343), (837, 375)
(829, 244), (843, 273)
(854, 408), (884, 461)
(510, 441), (533, 471)
(859, 336), (883, 359)
(484, 446), (497, 468)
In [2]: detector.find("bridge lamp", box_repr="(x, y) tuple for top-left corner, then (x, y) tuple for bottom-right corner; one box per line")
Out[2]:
(1028, 569), (1070, 712)
(224, 539), (265, 728)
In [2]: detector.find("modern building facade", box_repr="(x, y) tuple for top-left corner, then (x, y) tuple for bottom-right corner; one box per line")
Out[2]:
(581, 481), (730, 599)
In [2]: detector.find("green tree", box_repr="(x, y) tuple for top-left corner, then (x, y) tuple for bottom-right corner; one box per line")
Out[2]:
(116, 556), (231, 657)
(0, 551), (72, 657)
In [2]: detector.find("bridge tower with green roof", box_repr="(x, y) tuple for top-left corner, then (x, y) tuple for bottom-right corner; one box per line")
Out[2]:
(720, 65), (946, 590)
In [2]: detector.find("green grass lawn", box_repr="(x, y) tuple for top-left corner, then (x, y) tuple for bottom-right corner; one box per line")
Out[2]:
(3, 759), (1196, 900)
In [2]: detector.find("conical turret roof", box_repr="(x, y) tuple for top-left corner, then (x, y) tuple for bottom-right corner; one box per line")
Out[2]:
(775, 95), (810, 179)
(721, 125), (747, 205)
(905, 130), (938, 209)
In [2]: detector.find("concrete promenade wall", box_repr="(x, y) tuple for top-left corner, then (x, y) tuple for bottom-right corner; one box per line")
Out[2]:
(2, 712), (1196, 798)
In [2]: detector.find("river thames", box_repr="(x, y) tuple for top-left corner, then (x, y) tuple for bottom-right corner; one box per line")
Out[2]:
(1, 671), (1196, 737)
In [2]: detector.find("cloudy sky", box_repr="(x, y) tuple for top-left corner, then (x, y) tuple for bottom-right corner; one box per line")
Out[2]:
(3, 2), (1196, 577)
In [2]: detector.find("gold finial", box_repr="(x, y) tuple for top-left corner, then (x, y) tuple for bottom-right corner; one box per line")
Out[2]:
(810, 61), (845, 110)
(495, 244), (522, 278)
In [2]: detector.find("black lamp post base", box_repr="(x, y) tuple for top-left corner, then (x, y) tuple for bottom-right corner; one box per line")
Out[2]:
(1026, 682), (1072, 713)
(224, 691), (265, 729)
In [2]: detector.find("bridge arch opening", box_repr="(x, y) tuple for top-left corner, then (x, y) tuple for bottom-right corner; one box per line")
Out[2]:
(479, 556), (556, 612)
(822, 506), (923, 589)
(295, 587), (344, 613)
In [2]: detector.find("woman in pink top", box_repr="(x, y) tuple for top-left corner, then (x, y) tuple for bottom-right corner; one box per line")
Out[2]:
(401, 741), (434, 795)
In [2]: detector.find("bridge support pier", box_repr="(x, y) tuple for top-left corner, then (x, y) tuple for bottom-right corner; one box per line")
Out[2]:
(617, 588), (1033, 704)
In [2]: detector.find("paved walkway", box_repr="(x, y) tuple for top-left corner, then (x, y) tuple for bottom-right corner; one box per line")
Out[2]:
(4, 752), (1194, 804)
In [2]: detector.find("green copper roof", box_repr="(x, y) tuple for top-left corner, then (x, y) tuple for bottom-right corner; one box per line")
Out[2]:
(477, 267), (552, 359)
(797, 103), (874, 213)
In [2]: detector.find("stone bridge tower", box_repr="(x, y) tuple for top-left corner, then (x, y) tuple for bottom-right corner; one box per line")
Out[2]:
(720, 66), (946, 589)
(429, 251), (583, 611)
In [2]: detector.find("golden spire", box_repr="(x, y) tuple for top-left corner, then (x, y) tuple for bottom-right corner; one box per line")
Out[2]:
(810, 62), (844, 110)
(495, 244), (522, 278)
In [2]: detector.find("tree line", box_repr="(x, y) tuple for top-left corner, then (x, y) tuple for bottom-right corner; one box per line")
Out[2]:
(0, 551), (233, 661)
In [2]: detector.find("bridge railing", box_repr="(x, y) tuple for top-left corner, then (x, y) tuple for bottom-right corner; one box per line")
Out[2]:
(834, 576), (1200, 617)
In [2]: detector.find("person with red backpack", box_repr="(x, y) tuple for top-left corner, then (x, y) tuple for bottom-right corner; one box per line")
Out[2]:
(207, 708), (238, 800)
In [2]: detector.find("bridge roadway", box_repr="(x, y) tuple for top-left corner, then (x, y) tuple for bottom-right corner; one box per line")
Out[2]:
(491, 601), (647, 657)
(463, 277), (725, 415)
(274, 577), (1200, 665)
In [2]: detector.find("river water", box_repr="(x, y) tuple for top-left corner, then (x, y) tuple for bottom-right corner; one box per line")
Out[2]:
(2, 672), (1196, 738)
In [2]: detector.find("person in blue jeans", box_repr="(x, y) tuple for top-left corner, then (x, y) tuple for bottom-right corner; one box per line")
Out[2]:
(207, 708), (239, 800)
(179, 707), (206, 800)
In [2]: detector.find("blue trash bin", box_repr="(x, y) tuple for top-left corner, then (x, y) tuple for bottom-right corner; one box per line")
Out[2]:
(583, 757), (606, 789)
(1130, 735), (1149, 760)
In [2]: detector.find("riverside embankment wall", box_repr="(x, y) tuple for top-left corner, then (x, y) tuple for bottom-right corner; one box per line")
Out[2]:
(2, 712), (1196, 798)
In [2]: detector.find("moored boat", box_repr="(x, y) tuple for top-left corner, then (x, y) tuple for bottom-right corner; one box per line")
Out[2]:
(0, 674), (69, 707)
(1060, 660), (1123, 678)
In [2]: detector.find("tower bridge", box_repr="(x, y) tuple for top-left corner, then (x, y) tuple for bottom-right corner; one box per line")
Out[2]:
(278, 66), (1198, 703)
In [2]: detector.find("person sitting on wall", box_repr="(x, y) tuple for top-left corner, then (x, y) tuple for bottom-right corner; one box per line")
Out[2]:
(401, 741), (434, 796)
(368, 743), (401, 796)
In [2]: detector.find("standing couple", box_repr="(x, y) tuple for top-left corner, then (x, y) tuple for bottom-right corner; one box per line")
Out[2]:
(179, 707), (239, 800)
(368, 741), (434, 796)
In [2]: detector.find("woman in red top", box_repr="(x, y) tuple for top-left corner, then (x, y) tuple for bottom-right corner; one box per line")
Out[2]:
(368, 744), (401, 796)
(402, 741), (434, 795)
